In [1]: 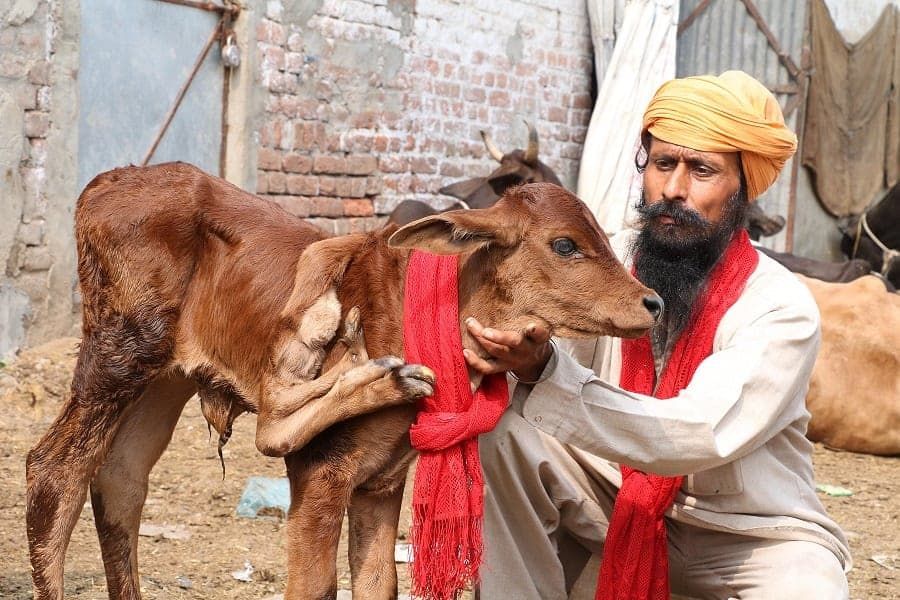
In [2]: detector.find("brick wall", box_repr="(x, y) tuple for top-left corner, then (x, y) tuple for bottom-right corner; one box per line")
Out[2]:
(0, 0), (79, 358)
(255, 0), (594, 235)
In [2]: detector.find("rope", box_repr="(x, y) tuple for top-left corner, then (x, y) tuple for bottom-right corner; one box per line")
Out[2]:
(861, 213), (900, 276)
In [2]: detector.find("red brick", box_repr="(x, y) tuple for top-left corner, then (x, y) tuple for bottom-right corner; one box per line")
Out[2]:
(373, 135), (390, 152)
(27, 61), (49, 85)
(365, 176), (384, 195)
(345, 154), (377, 175)
(256, 170), (268, 194)
(286, 174), (318, 196)
(488, 90), (509, 108)
(333, 178), (350, 197)
(15, 85), (37, 110)
(294, 122), (324, 150)
(409, 156), (437, 174)
(24, 112), (49, 138)
(571, 93), (591, 109)
(379, 156), (408, 173)
(547, 106), (568, 123)
(349, 177), (368, 198)
(268, 171), (286, 193)
(258, 147), (282, 170)
(262, 46), (285, 71)
(318, 176), (337, 196)
(464, 87), (486, 103)
(440, 162), (465, 178)
(274, 195), (311, 218)
(349, 111), (379, 129)
(313, 155), (346, 174)
(283, 153), (312, 173)
(309, 197), (344, 217)
(257, 20), (285, 45)
(343, 199), (374, 217)
(435, 81), (460, 98)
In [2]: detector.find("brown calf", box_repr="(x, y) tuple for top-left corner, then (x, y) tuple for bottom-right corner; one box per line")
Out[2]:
(26, 162), (660, 600)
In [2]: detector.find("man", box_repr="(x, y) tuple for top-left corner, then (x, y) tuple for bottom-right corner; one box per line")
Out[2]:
(464, 71), (850, 599)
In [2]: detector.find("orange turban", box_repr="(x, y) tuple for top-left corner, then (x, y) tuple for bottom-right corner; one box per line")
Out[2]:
(641, 70), (797, 200)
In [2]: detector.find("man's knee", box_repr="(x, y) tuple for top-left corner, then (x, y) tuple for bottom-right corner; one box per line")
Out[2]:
(734, 541), (848, 600)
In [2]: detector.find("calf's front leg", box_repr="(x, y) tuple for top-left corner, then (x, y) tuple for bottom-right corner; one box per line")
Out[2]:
(255, 307), (433, 457)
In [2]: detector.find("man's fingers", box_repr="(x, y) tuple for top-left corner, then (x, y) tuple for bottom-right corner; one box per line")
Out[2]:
(463, 349), (502, 375)
(467, 317), (524, 347)
(524, 322), (551, 344)
(472, 335), (510, 357)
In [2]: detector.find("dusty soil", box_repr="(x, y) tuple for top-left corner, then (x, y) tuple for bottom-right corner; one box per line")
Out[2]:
(1, 338), (897, 599)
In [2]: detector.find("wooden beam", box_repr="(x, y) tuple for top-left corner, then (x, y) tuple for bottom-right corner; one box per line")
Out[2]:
(740, 0), (801, 80)
(678, 0), (715, 36)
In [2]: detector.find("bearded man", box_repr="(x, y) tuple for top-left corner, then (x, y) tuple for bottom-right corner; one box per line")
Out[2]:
(464, 71), (851, 599)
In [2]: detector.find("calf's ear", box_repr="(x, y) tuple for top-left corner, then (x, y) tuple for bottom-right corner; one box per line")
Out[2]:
(388, 206), (523, 255)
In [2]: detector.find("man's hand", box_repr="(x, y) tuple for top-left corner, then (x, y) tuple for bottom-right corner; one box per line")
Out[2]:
(463, 317), (553, 382)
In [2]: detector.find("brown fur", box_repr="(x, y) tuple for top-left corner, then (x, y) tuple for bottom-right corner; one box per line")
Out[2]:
(26, 162), (659, 600)
(800, 275), (900, 455)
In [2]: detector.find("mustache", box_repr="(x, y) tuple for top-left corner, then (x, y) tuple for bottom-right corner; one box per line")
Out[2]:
(636, 198), (711, 229)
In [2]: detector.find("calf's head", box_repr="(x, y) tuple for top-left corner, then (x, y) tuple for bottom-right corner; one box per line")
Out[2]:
(389, 183), (661, 340)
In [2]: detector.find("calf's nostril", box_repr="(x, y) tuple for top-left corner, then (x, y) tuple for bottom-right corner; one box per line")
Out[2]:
(643, 295), (664, 322)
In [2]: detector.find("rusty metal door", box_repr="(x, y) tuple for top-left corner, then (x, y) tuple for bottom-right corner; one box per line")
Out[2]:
(676, 0), (809, 251)
(77, 0), (237, 189)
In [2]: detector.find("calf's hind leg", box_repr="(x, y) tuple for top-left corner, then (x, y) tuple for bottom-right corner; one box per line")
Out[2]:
(89, 374), (196, 600)
(26, 312), (175, 600)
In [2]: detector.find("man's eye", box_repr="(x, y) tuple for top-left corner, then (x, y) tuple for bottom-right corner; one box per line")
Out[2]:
(552, 238), (578, 256)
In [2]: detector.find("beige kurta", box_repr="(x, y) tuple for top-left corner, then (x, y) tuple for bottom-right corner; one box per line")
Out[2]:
(518, 230), (851, 570)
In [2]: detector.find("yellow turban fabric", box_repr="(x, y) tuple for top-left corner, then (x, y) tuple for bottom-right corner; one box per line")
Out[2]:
(642, 70), (798, 200)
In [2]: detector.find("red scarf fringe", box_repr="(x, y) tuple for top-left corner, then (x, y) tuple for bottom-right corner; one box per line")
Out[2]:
(403, 251), (509, 600)
(597, 230), (758, 600)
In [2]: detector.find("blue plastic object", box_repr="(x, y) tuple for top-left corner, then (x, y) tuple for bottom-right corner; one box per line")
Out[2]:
(235, 476), (291, 518)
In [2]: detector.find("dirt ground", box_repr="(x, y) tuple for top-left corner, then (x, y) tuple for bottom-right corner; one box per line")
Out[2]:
(1, 338), (897, 599)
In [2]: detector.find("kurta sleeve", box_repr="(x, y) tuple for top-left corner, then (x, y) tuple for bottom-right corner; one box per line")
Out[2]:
(520, 280), (821, 477)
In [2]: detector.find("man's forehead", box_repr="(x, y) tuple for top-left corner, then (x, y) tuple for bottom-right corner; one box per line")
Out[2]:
(648, 139), (738, 165)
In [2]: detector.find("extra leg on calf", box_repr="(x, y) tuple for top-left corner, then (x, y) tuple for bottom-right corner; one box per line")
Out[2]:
(89, 375), (196, 600)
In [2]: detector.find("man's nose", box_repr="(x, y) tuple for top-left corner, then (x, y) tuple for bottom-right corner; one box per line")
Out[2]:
(662, 164), (689, 202)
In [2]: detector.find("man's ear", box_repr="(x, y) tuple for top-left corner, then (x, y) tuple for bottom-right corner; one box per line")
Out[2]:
(388, 206), (524, 255)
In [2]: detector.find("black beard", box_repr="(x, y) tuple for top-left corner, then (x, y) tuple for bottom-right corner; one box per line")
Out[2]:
(631, 190), (748, 340)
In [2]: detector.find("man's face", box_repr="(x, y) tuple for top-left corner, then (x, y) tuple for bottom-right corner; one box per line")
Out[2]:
(641, 138), (742, 239)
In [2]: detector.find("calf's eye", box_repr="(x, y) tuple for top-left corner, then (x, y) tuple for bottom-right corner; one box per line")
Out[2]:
(551, 237), (577, 256)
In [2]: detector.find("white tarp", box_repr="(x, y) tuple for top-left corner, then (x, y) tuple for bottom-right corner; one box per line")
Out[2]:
(577, 0), (680, 233)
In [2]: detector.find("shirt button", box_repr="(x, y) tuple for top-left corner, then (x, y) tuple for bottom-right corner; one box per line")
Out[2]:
(533, 415), (542, 424)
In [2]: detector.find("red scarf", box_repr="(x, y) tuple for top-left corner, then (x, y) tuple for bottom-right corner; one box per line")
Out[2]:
(403, 250), (509, 600)
(596, 230), (758, 600)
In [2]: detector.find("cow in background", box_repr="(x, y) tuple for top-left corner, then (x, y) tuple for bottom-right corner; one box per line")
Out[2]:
(387, 121), (562, 225)
(840, 182), (900, 288)
(800, 274), (900, 455)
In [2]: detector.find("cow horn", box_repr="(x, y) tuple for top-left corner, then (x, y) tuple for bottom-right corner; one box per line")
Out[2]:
(480, 130), (504, 163)
(524, 120), (539, 164)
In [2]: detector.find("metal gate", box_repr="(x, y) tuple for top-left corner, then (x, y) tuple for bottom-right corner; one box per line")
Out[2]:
(676, 0), (809, 251)
(78, 0), (238, 189)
